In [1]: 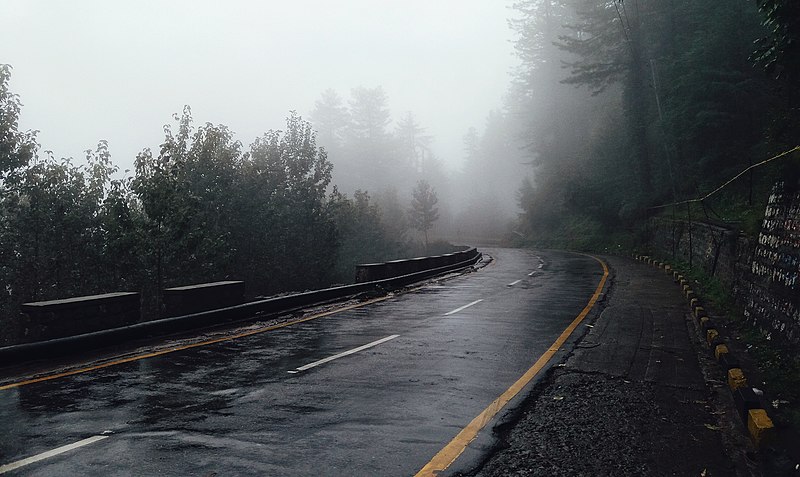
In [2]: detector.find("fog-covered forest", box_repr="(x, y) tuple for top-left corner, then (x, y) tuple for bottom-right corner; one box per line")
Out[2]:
(510, 0), (799, 247)
(0, 74), (458, 322)
(1, 0), (798, 325)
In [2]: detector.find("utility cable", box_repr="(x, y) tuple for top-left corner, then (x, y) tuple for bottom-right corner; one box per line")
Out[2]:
(613, 1), (630, 42)
(649, 145), (800, 210)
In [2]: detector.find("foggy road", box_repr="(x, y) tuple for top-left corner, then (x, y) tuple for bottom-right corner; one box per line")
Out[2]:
(0, 248), (606, 476)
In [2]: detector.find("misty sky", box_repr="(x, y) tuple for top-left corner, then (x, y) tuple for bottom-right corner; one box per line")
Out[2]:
(1, 0), (517, 174)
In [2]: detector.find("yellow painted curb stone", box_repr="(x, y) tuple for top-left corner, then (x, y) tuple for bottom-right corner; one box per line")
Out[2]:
(728, 368), (747, 390)
(747, 409), (775, 448)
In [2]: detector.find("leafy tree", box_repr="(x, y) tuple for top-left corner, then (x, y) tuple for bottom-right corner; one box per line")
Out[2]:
(0, 64), (36, 181)
(342, 86), (395, 192)
(408, 179), (439, 251)
(241, 111), (336, 293)
(348, 86), (391, 144)
(751, 0), (800, 146)
(374, 187), (410, 246)
(395, 112), (431, 175)
(327, 189), (399, 282)
(310, 89), (350, 151)
(752, 0), (800, 84)
(557, 0), (653, 200)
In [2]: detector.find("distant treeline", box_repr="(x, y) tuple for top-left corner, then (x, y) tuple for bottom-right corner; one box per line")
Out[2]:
(309, 87), (530, 241)
(0, 67), (453, 336)
(508, 0), (800, 247)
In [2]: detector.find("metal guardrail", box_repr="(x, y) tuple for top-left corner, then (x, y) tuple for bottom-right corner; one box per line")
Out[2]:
(0, 250), (482, 366)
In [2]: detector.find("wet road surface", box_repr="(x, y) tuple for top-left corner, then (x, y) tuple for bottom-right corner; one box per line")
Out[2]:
(0, 248), (606, 476)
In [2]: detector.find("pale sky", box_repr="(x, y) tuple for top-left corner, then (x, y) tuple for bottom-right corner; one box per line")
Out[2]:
(1, 0), (517, 174)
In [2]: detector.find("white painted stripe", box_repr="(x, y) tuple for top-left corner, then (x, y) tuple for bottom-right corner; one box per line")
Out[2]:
(290, 335), (400, 373)
(528, 272), (536, 277)
(507, 279), (522, 287)
(444, 299), (483, 316)
(0, 435), (109, 474)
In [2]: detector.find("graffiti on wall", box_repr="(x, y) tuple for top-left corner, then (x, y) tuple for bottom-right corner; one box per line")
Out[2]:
(746, 182), (800, 344)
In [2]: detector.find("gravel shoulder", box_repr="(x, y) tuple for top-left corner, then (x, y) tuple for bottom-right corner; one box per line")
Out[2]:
(467, 255), (759, 477)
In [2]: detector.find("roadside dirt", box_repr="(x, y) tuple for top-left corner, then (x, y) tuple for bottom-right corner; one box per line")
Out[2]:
(461, 256), (768, 477)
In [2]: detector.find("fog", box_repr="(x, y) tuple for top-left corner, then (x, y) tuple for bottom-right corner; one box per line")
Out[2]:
(1, 0), (541, 243)
(1, 2), (512, 168)
(3, 0), (789, 320)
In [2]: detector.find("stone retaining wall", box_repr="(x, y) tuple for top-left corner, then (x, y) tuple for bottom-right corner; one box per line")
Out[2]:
(647, 182), (800, 346)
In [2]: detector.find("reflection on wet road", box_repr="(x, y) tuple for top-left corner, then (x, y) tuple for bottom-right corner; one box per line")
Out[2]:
(0, 248), (605, 476)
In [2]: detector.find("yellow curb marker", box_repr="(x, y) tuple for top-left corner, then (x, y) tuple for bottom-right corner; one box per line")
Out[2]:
(415, 255), (609, 477)
(747, 409), (775, 448)
(693, 306), (705, 319)
(714, 344), (729, 361)
(727, 368), (747, 390)
(706, 329), (719, 347)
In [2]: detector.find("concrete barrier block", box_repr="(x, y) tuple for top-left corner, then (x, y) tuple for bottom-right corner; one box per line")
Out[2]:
(21, 292), (141, 342)
(700, 316), (711, 328)
(690, 297), (699, 309)
(709, 335), (725, 349)
(714, 344), (729, 361)
(747, 409), (775, 448)
(706, 328), (720, 347)
(728, 368), (748, 390)
(694, 306), (707, 319)
(163, 281), (245, 317)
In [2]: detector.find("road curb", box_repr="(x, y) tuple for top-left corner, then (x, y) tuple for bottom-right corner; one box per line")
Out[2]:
(632, 254), (776, 449)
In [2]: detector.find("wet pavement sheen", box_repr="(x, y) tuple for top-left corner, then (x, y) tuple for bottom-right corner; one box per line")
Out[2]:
(0, 248), (605, 476)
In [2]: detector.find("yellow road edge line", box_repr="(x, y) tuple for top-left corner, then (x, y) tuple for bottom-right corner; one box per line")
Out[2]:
(414, 255), (609, 477)
(0, 293), (401, 391)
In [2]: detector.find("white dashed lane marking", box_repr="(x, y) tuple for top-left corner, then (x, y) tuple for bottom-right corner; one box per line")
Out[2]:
(288, 335), (400, 373)
(443, 299), (483, 316)
(0, 435), (109, 474)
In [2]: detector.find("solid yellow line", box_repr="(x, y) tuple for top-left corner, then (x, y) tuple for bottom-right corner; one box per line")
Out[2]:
(0, 295), (396, 391)
(415, 255), (609, 477)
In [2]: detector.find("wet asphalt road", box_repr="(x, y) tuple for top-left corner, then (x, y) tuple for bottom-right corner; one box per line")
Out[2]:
(0, 248), (605, 476)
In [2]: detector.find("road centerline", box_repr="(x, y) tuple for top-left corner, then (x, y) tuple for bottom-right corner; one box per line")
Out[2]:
(0, 435), (109, 474)
(443, 299), (483, 316)
(288, 334), (400, 373)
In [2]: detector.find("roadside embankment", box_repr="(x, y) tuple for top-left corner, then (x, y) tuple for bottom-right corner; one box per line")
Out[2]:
(472, 255), (769, 476)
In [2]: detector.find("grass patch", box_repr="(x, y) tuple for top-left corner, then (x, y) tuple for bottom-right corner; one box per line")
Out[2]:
(660, 258), (800, 428)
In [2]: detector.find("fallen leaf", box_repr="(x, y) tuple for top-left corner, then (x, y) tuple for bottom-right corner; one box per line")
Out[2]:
(704, 424), (720, 431)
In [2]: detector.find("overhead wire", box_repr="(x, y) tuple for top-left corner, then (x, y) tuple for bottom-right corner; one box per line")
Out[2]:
(649, 145), (800, 210)
(613, 1), (630, 42)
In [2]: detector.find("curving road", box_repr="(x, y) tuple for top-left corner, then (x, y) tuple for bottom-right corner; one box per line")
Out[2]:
(0, 248), (607, 476)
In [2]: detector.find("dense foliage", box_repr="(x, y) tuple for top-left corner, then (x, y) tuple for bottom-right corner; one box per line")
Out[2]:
(510, 0), (800, 247)
(0, 68), (438, 342)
